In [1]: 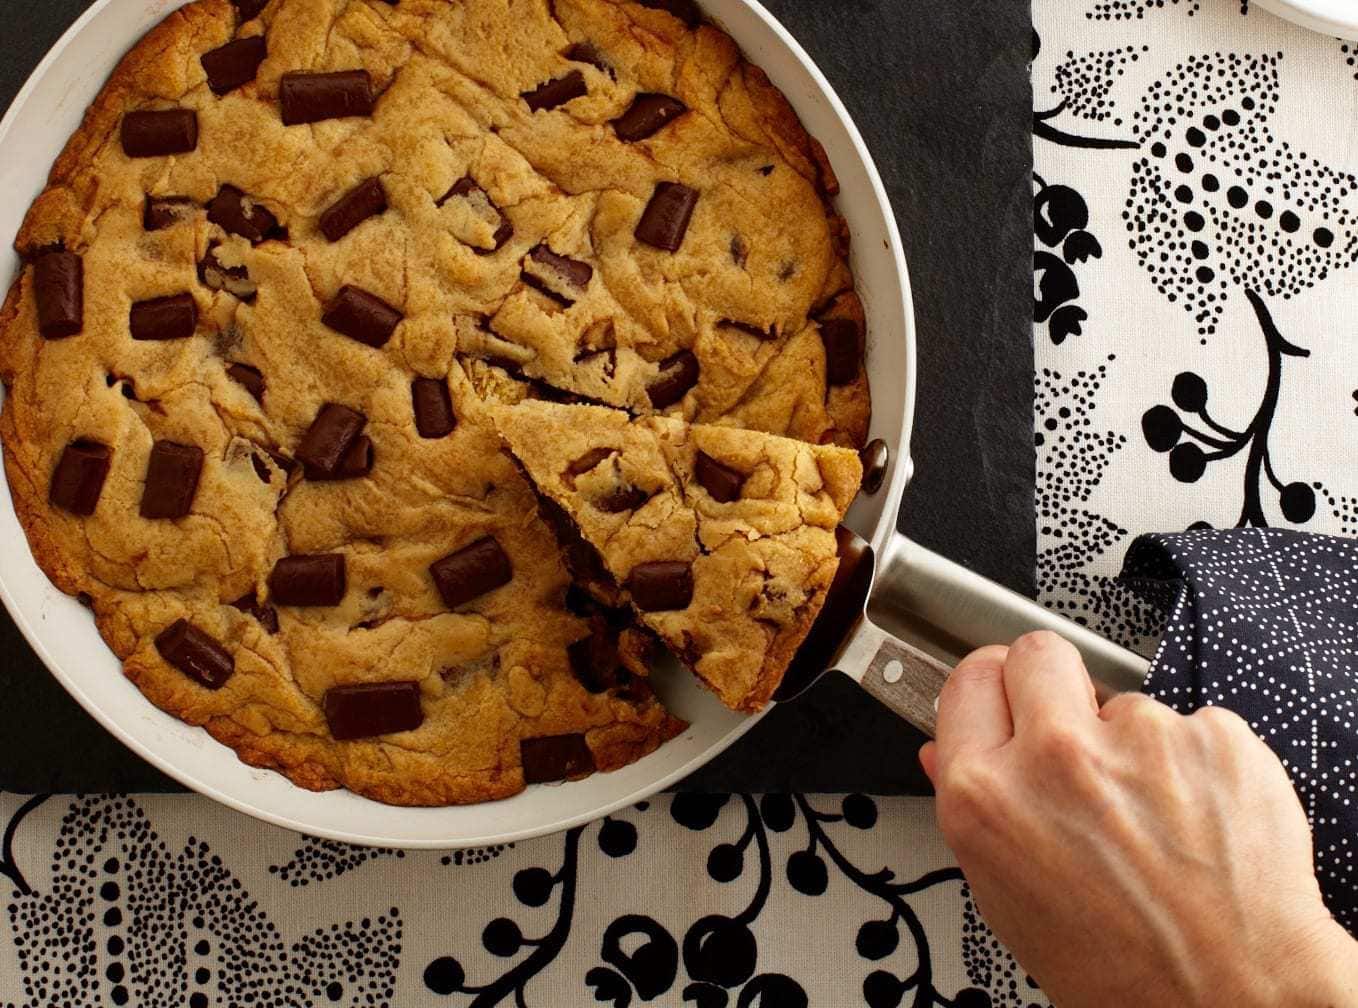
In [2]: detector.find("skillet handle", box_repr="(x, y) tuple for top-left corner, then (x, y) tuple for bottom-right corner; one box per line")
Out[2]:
(859, 532), (1150, 702)
(845, 619), (950, 737)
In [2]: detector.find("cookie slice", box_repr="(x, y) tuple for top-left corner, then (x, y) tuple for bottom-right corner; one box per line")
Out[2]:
(494, 401), (863, 712)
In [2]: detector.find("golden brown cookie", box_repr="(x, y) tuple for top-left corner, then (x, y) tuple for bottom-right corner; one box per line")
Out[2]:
(0, 0), (868, 804)
(494, 401), (862, 711)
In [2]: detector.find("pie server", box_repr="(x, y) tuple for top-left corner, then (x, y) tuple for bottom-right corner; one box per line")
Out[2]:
(775, 527), (1152, 735)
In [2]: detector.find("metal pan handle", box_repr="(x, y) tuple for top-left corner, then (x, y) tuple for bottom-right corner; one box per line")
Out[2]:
(837, 532), (1150, 736)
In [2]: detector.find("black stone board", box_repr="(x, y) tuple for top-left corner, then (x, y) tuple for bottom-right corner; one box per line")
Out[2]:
(0, 0), (1033, 796)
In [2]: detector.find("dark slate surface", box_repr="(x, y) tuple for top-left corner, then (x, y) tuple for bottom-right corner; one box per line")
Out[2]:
(0, 0), (1033, 795)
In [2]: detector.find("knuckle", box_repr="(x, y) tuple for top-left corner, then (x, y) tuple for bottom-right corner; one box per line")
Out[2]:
(936, 759), (1000, 837)
(1009, 630), (1077, 663)
(1033, 723), (1089, 764)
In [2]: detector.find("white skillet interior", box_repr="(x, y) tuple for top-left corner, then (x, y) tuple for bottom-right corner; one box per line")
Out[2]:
(0, 0), (915, 847)
(1251, 0), (1358, 42)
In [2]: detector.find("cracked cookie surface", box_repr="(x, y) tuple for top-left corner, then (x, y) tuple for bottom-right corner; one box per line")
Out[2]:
(0, 0), (868, 805)
(495, 401), (862, 712)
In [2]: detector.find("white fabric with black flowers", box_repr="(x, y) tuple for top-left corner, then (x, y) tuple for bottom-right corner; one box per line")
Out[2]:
(4, 2), (1358, 1006)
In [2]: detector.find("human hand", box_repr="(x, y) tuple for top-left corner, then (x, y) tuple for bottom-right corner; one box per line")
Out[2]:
(919, 631), (1358, 1008)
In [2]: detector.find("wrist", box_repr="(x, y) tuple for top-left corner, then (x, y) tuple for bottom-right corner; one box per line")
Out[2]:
(1255, 916), (1358, 1008)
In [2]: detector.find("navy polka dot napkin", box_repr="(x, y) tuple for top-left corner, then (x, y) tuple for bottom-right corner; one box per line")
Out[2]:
(1121, 528), (1358, 933)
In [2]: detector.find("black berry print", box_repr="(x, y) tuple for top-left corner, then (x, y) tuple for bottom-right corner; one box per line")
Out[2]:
(1140, 292), (1314, 527)
(1034, 175), (1104, 344)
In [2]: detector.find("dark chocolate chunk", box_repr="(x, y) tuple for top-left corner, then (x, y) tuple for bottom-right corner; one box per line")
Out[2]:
(305, 436), (373, 481)
(437, 176), (515, 255)
(130, 293), (198, 341)
(208, 185), (281, 243)
(635, 182), (698, 252)
(564, 42), (613, 78)
(718, 318), (775, 340)
(730, 234), (748, 267)
(646, 350), (699, 409)
(694, 450), (744, 503)
(521, 70), (587, 113)
(198, 244), (257, 301)
(139, 441), (204, 519)
(627, 560), (694, 611)
(411, 378), (456, 438)
(323, 682), (423, 740)
(566, 448), (613, 482)
(568, 628), (622, 694)
(612, 93), (687, 142)
(637, 0), (702, 27)
(144, 196), (197, 231)
(322, 286), (402, 348)
(521, 734), (595, 783)
(233, 0), (268, 19)
(319, 177), (387, 242)
(280, 70), (374, 126)
(594, 485), (650, 513)
(521, 244), (593, 305)
(295, 403), (366, 476)
(430, 537), (513, 609)
(201, 35), (267, 95)
(33, 250), (83, 339)
(268, 554), (347, 606)
(121, 109), (198, 158)
(226, 363), (265, 402)
(155, 619), (234, 689)
(231, 592), (279, 634)
(860, 438), (889, 494)
(820, 318), (862, 386)
(49, 439), (111, 515)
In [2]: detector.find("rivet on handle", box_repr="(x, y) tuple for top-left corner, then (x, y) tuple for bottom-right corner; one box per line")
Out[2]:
(882, 659), (904, 684)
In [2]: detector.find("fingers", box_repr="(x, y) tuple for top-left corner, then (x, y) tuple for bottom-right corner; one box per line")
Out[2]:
(1002, 631), (1099, 730)
(918, 741), (938, 783)
(935, 645), (1014, 772)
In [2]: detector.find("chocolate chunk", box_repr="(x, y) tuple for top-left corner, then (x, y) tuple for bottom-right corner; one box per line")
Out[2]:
(201, 35), (267, 95)
(521, 244), (593, 305)
(319, 177), (387, 242)
(208, 185), (281, 243)
(521, 70), (587, 113)
(430, 537), (513, 609)
(718, 319), (775, 341)
(139, 441), (204, 519)
(564, 42), (613, 78)
(322, 286), (402, 348)
(820, 318), (862, 386)
(233, 0), (268, 19)
(155, 619), (234, 689)
(130, 294), (197, 341)
(594, 485), (650, 513)
(521, 734), (595, 783)
(231, 592), (279, 634)
(694, 451), (744, 503)
(144, 196), (197, 231)
(411, 378), (456, 438)
(226, 363), (265, 402)
(627, 560), (694, 611)
(295, 403), (366, 476)
(280, 70), (374, 126)
(612, 93), (687, 142)
(268, 554), (347, 606)
(646, 350), (699, 409)
(305, 435), (373, 481)
(566, 448), (613, 482)
(324, 682), (423, 741)
(33, 250), (83, 339)
(860, 438), (889, 494)
(198, 244), (257, 301)
(121, 109), (198, 158)
(638, 0), (702, 27)
(730, 234), (748, 267)
(438, 177), (514, 255)
(49, 439), (111, 515)
(635, 182), (698, 252)
(568, 628), (622, 694)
